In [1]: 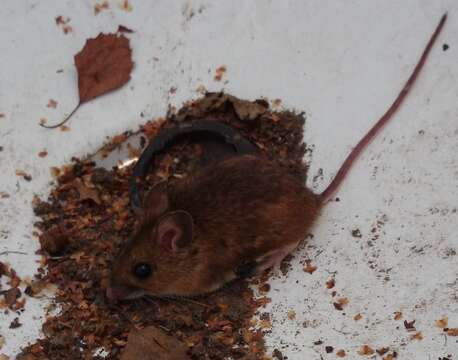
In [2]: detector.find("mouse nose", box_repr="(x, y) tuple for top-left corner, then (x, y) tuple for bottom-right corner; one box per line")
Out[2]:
(106, 286), (117, 300)
(106, 286), (127, 300)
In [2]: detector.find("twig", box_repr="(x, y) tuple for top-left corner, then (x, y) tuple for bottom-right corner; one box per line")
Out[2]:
(164, 295), (211, 308)
(0, 250), (27, 256)
(143, 294), (210, 308)
(157, 324), (171, 333)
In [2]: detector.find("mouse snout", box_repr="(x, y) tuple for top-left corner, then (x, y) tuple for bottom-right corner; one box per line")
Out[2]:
(106, 284), (146, 301)
(106, 286), (127, 300)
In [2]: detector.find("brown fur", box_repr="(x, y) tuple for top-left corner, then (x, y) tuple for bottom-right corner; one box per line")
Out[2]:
(110, 155), (318, 297)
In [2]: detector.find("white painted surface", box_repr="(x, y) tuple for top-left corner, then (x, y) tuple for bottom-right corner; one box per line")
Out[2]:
(0, 0), (457, 358)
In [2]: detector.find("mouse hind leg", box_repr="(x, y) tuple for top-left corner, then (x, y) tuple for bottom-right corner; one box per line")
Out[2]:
(238, 243), (297, 278)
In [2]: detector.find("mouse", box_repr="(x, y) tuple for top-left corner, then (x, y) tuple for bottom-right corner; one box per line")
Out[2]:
(106, 14), (446, 300)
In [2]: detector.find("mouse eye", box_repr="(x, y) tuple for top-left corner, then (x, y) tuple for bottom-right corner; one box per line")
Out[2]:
(133, 262), (152, 279)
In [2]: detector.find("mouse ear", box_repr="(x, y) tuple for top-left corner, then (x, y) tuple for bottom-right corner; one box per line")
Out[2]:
(140, 181), (170, 218)
(155, 211), (194, 251)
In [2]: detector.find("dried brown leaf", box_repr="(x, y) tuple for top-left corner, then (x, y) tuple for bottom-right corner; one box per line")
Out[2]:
(2, 288), (21, 308)
(75, 33), (133, 103)
(121, 326), (187, 360)
(24, 280), (49, 297)
(376, 347), (389, 356)
(232, 98), (267, 121)
(39, 225), (71, 255)
(73, 178), (101, 204)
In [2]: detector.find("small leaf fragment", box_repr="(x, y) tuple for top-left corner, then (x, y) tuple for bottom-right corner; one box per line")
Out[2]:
(46, 99), (58, 108)
(336, 349), (346, 357)
(411, 331), (423, 340)
(326, 278), (335, 289)
(259, 319), (272, 329)
(232, 97), (267, 121)
(15, 170), (32, 181)
(119, 0), (133, 12)
(94, 1), (109, 15)
(303, 260), (317, 274)
(118, 25), (134, 33)
(73, 178), (101, 204)
(357, 345), (374, 356)
(436, 317), (448, 329)
(121, 326), (188, 360)
(404, 319), (416, 331)
(271, 98), (282, 109)
(214, 65), (226, 81)
(334, 297), (349, 311)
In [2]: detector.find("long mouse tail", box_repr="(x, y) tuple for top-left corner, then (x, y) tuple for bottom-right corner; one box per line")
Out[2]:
(318, 13), (447, 204)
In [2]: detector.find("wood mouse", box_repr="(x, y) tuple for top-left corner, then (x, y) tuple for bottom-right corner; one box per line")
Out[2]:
(107, 14), (446, 300)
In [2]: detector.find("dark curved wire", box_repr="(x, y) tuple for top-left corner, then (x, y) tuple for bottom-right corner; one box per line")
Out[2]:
(130, 120), (257, 210)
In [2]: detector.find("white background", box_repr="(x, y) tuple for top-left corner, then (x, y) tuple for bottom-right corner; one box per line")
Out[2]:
(0, 1), (457, 358)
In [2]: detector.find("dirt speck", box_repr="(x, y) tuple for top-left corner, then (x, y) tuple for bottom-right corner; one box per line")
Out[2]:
(351, 228), (362, 238)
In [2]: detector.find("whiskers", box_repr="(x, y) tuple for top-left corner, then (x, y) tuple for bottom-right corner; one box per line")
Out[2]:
(143, 294), (211, 308)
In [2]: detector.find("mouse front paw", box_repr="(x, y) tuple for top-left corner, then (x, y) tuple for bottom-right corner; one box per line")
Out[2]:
(235, 261), (258, 278)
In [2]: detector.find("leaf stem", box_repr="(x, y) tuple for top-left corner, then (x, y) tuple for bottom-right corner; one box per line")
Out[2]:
(40, 102), (81, 129)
